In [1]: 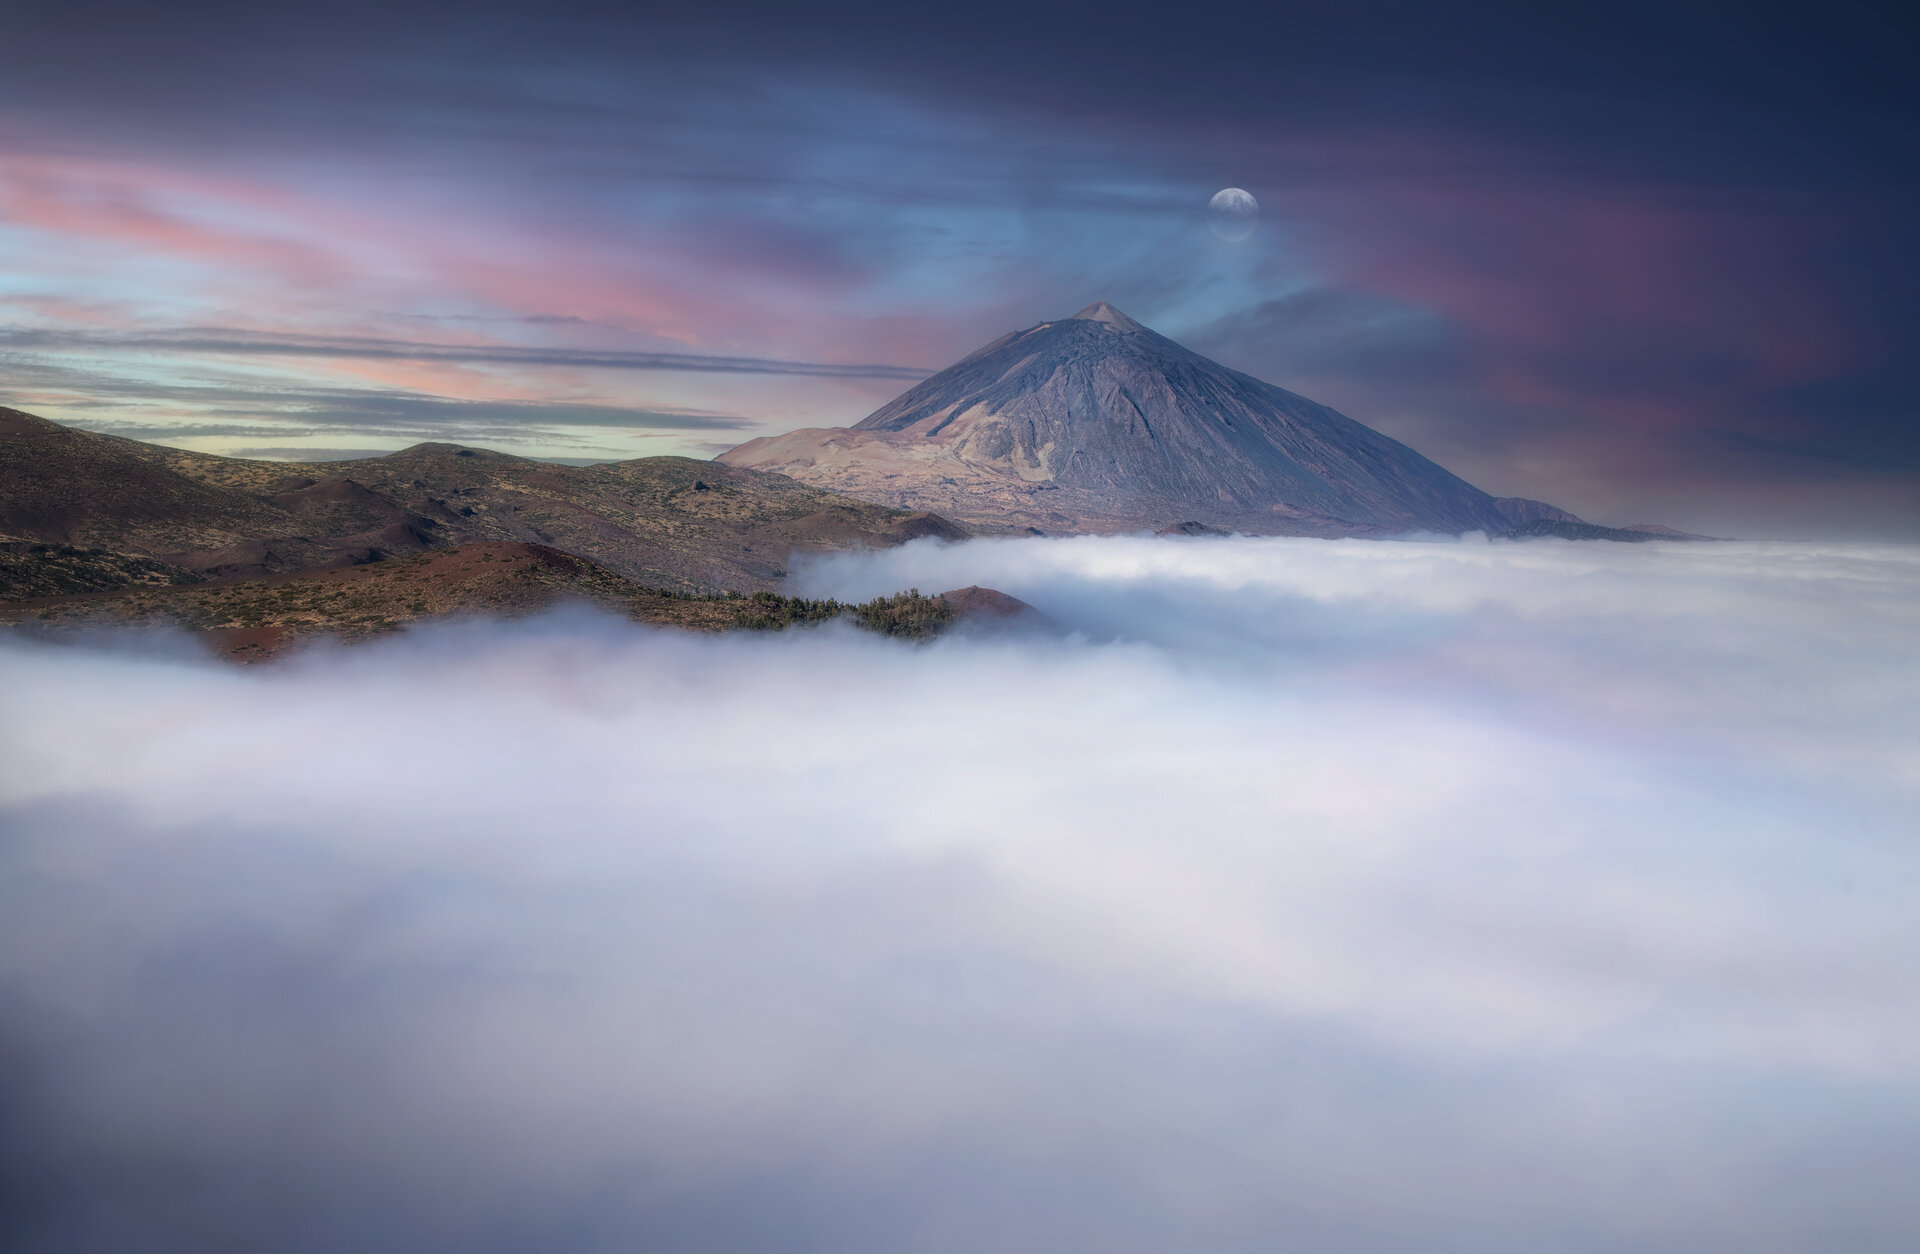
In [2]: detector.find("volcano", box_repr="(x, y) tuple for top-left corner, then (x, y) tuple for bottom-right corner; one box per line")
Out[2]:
(720, 302), (1555, 535)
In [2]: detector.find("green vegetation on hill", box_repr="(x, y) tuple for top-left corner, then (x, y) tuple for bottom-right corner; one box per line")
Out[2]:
(849, 588), (959, 638)
(729, 587), (956, 638)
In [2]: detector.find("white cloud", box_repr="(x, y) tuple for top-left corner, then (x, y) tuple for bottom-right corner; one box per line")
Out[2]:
(3, 536), (1918, 1251)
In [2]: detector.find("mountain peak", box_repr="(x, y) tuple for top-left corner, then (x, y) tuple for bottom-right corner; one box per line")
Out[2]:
(1067, 301), (1141, 330)
(720, 304), (1539, 537)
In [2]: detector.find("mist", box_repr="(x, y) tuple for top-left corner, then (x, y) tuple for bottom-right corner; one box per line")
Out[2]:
(3, 535), (1918, 1252)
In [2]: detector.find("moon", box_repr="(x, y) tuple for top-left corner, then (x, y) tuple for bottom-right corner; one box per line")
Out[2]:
(1208, 187), (1258, 241)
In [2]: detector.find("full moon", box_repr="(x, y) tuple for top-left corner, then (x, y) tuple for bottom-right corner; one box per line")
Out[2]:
(1208, 187), (1258, 241)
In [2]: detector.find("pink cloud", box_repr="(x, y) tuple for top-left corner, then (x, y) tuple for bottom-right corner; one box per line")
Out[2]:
(1270, 146), (1873, 427)
(0, 153), (359, 290)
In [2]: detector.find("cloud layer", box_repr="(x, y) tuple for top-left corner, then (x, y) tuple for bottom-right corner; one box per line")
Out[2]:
(3, 535), (1918, 1251)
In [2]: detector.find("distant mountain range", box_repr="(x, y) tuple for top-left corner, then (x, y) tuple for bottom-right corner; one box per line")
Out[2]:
(0, 406), (993, 655)
(0, 406), (961, 596)
(722, 302), (1605, 537)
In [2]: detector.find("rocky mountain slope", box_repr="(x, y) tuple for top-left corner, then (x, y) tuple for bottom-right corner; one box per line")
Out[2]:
(0, 407), (963, 592)
(720, 302), (1551, 536)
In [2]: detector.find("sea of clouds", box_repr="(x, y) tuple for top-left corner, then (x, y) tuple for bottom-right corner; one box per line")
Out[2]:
(3, 534), (1918, 1252)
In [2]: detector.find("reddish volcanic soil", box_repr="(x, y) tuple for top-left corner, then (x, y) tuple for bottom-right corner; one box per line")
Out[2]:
(939, 585), (1040, 620)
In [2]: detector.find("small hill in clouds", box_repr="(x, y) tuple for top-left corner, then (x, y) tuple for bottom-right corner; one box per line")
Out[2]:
(720, 302), (1576, 537)
(0, 407), (965, 592)
(1, 541), (1016, 661)
(1498, 518), (1718, 543)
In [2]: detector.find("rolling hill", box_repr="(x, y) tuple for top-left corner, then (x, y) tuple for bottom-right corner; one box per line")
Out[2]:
(0, 406), (964, 592)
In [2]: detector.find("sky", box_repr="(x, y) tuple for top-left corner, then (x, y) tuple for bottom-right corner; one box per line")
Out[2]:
(5, 534), (1919, 1250)
(1, 0), (1916, 535)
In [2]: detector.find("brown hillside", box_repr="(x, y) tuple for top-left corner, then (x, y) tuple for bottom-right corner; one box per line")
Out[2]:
(0, 408), (301, 555)
(0, 407), (966, 592)
(940, 585), (1040, 620)
(0, 542), (201, 599)
(0, 542), (1014, 661)
(0, 543), (666, 656)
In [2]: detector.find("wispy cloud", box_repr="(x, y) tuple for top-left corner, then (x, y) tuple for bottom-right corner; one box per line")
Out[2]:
(0, 326), (933, 380)
(219, 446), (412, 461)
(0, 353), (764, 453)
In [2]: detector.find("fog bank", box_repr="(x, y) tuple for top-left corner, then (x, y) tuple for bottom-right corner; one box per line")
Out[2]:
(3, 536), (1918, 1251)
